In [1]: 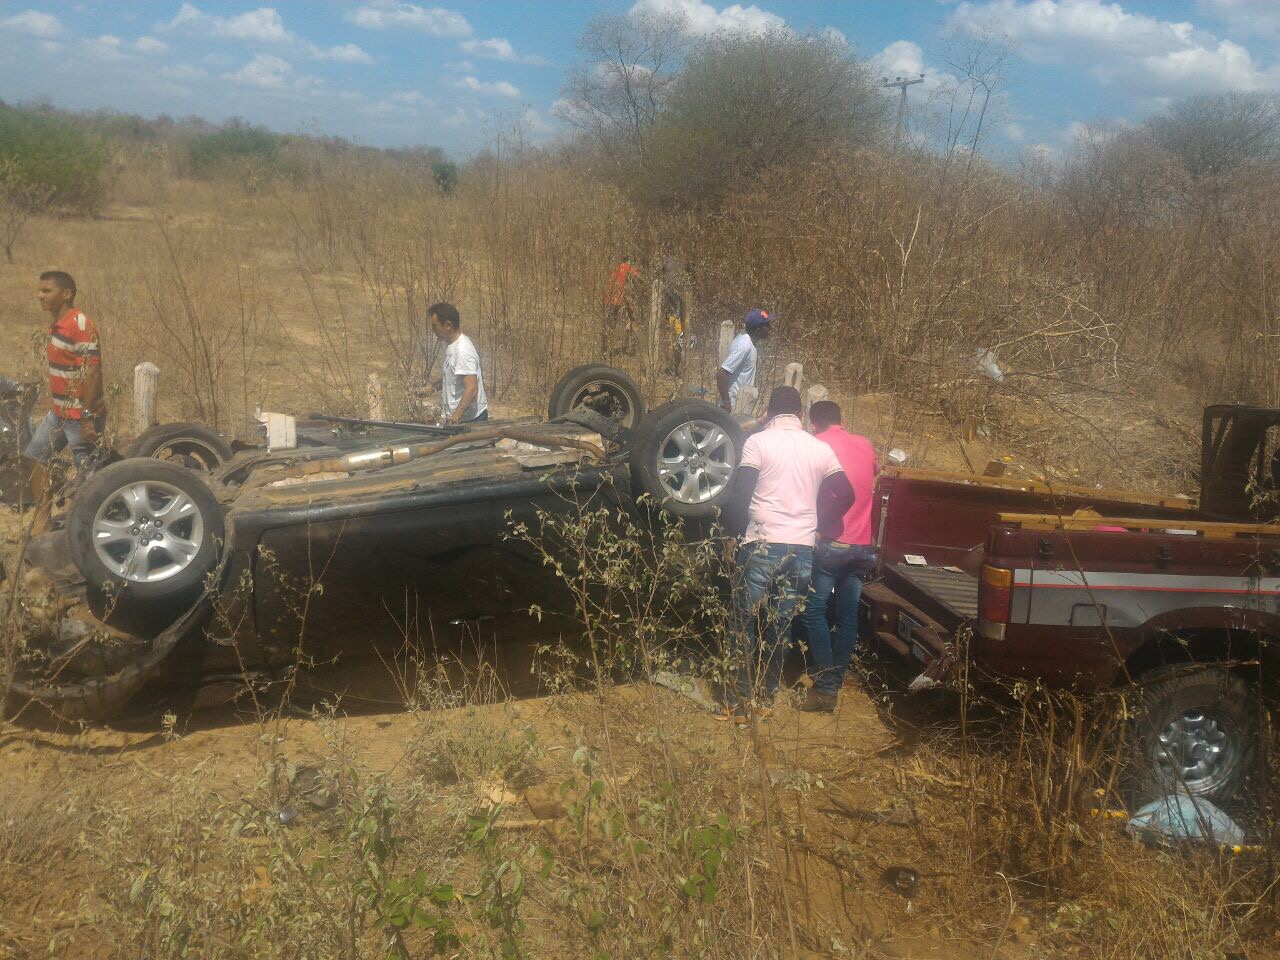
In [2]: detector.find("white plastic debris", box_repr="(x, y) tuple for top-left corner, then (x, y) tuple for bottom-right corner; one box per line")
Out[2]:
(975, 347), (1005, 382)
(256, 411), (297, 451)
(888, 448), (909, 465)
(1127, 793), (1244, 846)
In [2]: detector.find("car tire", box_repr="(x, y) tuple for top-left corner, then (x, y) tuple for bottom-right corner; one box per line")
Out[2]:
(127, 422), (233, 472)
(548, 365), (646, 429)
(630, 400), (743, 520)
(1131, 663), (1255, 804)
(68, 458), (224, 605)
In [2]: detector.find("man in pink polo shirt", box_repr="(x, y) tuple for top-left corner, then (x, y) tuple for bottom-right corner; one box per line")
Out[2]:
(800, 400), (879, 712)
(720, 387), (855, 721)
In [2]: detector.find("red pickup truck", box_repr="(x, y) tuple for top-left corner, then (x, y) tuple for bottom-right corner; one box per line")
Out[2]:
(860, 404), (1280, 803)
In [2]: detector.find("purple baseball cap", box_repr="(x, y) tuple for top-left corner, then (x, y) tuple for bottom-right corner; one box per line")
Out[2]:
(744, 308), (772, 328)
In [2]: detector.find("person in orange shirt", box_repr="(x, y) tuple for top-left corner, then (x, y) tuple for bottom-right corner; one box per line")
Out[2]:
(26, 270), (105, 475)
(602, 255), (639, 355)
(22, 271), (105, 527)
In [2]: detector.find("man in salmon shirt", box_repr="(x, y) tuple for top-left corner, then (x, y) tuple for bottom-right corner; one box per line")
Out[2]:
(800, 400), (879, 713)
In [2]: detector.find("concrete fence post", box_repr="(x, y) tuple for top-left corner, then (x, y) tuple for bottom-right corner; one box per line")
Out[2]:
(133, 361), (159, 435)
(804, 384), (828, 423)
(718, 319), (735, 363)
(649, 278), (662, 376)
(367, 372), (384, 421)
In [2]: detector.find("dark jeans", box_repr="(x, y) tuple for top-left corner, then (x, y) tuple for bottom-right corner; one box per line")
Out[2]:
(465, 409), (489, 422)
(802, 541), (876, 695)
(730, 542), (813, 708)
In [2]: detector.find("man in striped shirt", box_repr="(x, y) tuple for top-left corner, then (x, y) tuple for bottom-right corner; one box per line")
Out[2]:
(25, 270), (105, 474)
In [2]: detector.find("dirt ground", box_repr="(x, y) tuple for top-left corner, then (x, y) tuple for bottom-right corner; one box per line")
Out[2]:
(0, 191), (1264, 957)
(0, 665), (1034, 959)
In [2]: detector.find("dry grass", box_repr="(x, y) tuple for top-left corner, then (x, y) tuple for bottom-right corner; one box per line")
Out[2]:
(0, 130), (1278, 958)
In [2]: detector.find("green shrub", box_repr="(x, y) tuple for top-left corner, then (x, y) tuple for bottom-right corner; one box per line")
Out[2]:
(0, 103), (110, 213)
(187, 121), (295, 180)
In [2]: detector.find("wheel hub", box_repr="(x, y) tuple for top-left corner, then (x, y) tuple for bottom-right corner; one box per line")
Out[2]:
(91, 479), (204, 583)
(656, 420), (736, 504)
(1153, 709), (1233, 786)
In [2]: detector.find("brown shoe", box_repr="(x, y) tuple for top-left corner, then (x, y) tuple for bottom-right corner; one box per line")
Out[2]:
(713, 706), (748, 725)
(798, 689), (838, 713)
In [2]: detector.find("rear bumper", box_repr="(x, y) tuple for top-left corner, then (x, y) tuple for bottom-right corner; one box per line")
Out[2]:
(860, 580), (958, 683)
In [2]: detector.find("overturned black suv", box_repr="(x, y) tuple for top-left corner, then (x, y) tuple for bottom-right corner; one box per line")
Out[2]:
(8, 365), (745, 721)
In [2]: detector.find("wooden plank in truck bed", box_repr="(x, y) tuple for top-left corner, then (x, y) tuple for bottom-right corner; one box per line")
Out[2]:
(999, 511), (1280, 541)
(884, 465), (1194, 511)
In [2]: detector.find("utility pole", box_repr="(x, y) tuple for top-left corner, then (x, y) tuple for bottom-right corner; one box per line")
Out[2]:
(881, 74), (924, 150)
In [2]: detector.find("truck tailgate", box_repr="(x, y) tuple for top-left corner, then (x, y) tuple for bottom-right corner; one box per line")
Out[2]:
(883, 563), (978, 622)
(861, 563), (977, 679)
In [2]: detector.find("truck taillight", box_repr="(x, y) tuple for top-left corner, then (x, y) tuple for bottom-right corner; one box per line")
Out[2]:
(979, 564), (1013, 624)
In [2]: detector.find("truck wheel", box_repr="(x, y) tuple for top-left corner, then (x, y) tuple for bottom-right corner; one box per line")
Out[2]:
(631, 400), (743, 520)
(1132, 664), (1255, 804)
(68, 458), (224, 605)
(127, 422), (233, 472)
(548, 365), (646, 428)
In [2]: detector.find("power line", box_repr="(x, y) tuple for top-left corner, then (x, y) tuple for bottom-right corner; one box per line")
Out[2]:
(881, 74), (925, 150)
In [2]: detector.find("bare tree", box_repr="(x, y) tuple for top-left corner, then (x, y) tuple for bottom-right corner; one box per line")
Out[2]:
(1144, 92), (1280, 181)
(0, 160), (51, 264)
(560, 10), (689, 169)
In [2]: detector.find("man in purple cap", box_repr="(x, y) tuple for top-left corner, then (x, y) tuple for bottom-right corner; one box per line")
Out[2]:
(717, 308), (770, 413)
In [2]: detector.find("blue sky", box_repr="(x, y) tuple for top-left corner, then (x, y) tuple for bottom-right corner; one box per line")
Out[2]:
(3, 1), (1280, 158)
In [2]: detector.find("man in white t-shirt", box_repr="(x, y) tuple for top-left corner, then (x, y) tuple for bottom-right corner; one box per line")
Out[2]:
(429, 302), (489, 424)
(717, 308), (771, 414)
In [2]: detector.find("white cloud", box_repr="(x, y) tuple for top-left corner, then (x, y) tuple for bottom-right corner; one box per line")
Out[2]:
(1023, 142), (1063, 164)
(551, 97), (588, 125)
(161, 63), (207, 82)
(459, 37), (549, 65)
(83, 33), (172, 61)
(629, 0), (785, 35)
(441, 106), (487, 127)
(134, 35), (168, 54)
(225, 53), (295, 90)
(346, 1), (471, 37)
(161, 3), (293, 42)
(453, 75), (521, 98)
(310, 43), (374, 64)
(521, 107), (555, 135)
(390, 90), (432, 105)
(444, 59), (476, 72)
(2, 9), (63, 37)
(1005, 121), (1026, 142)
(869, 40), (952, 93)
(83, 35), (128, 62)
(951, 0), (1279, 96)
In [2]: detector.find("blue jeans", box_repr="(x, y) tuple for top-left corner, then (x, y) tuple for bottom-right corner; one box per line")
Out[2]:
(802, 542), (876, 695)
(25, 409), (104, 472)
(730, 542), (813, 708)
